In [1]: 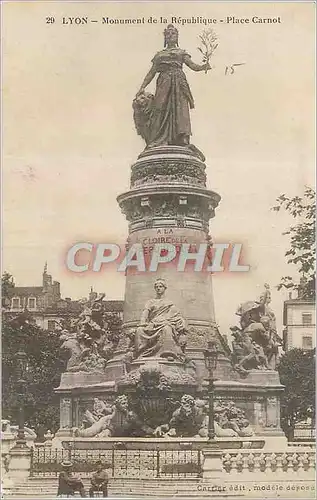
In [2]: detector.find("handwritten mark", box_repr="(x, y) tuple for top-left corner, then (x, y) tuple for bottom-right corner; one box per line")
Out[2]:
(225, 63), (246, 75)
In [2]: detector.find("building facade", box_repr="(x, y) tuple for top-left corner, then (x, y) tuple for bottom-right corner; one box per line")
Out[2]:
(8, 263), (61, 314)
(3, 266), (123, 330)
(283, 297), (316, 351)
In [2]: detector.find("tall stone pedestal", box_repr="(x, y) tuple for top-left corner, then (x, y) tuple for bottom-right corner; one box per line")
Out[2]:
(106, 145), (232, 382)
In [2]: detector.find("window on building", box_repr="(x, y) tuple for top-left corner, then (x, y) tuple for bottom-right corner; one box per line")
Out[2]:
(28, 297), (36, 310)
(11, 297), (21, 309)
(302, 313), (312, 325)
(302, 336), (313, 350)
(47, 320), (56, 331)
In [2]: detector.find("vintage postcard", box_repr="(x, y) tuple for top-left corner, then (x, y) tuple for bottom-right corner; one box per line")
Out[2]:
(1, 1), (316, 499)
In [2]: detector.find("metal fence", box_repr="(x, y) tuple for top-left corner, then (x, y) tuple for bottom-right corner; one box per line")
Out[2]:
(30, 446), (202, 479)
(294, 426), (316, 441)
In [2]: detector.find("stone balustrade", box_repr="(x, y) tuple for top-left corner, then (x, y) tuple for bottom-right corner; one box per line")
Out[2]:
(3, 440), (315, 498)
(222, 448), (316, 476)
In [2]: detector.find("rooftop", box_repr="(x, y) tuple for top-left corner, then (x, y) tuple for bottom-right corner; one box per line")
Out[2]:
(284, 298), (315, 306)
(10, 286), (43, 297)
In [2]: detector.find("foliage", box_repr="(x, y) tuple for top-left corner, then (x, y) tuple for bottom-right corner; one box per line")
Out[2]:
(1, 271), (15, 307)
(1, 311), (65, 435)
(278, 348), (315, 439)
(1, 273), (124, 436)
(272, 187), (316, 299)
(198, 29), (218, 70)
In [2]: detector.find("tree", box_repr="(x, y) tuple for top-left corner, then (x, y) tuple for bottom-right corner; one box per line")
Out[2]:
(272, 186), (315, 299)
(1, 273), (124, 436)
(1, 271), (15, 307)
(278, 348), (315, 440)
(2, 311), (65, 435)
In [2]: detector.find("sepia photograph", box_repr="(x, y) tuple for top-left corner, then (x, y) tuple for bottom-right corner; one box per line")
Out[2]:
(1, 1), (316, 498)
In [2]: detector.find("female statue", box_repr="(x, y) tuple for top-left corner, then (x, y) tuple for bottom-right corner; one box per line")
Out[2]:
(134, 24), (211, 148)
(135, 278), (187, 360)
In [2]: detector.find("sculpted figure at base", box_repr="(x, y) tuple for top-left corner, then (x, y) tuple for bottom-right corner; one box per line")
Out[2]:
(213, 401), (254, 437)
(231, 284), (281, 374)
(75, 395), (150, 438)
(135, 278), (187, 361)
(134, 24), (210, 149)
(57, 294), (120, 373)
(154, 396), (253, 438)
(231, 323), (269, 375)
(82, 398), (113, 427)
(154, 395), (202, 437)
(59, 332), (88, 372)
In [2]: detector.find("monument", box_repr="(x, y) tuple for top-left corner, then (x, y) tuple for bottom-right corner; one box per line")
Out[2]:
(55, 25), (285, 444)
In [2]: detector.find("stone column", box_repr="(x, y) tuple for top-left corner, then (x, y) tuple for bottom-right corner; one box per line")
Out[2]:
(105, 145), (233, 381)
(1, 422), (16, 491)
(266, 395), (279, 428)
(202, 443), (224, 479)
(55, 397), (73, 437)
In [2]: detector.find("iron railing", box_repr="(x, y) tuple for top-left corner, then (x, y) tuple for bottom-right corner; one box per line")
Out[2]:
(30, 445), (202, 479)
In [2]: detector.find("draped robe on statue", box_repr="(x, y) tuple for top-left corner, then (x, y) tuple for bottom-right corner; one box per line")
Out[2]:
(135, 297), (186, 359)
(148, 48), (194, 147)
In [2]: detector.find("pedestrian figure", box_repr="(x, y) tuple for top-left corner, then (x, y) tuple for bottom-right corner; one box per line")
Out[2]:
(57, 461), (86, 497)
(89, 461), (109, 497)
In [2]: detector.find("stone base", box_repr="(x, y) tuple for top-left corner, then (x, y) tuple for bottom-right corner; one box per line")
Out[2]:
(8, 444), (31, 481)
(235, 369), (282, 386)
(58, 436), (268, 451)
(54, 428), (74, 438)
(56, 372), (116, 392)
(209, 373), (285, 438)
(55, 377), (116, 433)
(119, 357), (198, 390)
(202, 443), (223, 479)
(55, 368), (286, 439)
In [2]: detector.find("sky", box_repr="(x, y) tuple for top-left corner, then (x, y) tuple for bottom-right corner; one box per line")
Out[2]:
(2, 1), (315, 336)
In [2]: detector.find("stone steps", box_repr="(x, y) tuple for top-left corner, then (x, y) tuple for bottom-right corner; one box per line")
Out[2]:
(5, 478), (203, 498)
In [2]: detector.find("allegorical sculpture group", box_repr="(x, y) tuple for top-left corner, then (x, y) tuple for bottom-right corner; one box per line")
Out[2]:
(58, 278), (189, 373)
(53, 25), (283, 439)
(57, 294), (120, 374)
(58, 279), (281, 379)
(74, 395), (253, 439)
(55, 279), (281, 438)
(231, 284), (281, 375)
